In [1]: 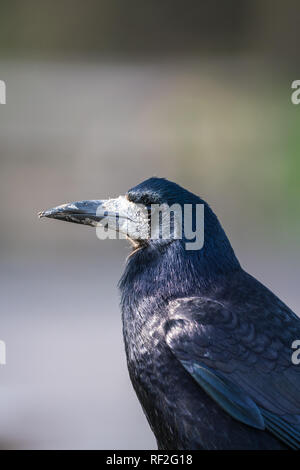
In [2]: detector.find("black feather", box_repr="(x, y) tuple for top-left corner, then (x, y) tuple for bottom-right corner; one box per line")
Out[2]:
(119, 177), (300, 449)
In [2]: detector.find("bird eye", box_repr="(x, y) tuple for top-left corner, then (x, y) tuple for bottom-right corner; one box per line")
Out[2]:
(140, 195), (154, 206)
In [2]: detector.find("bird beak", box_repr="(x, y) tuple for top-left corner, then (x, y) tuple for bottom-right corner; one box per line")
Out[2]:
(38, 196), (149, 239)
(38, 200), (104, 226)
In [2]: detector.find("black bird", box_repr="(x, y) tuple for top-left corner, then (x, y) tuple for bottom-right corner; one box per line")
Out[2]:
(39, 177), (300, 450)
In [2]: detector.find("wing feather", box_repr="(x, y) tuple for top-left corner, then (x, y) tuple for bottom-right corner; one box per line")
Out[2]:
(165, 296), (300, 449)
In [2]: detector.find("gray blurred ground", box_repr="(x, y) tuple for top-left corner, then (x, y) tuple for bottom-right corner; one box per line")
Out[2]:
(0, 59), (299, 449)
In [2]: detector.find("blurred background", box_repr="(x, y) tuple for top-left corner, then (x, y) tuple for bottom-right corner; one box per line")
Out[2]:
(0, 0), (300, 449)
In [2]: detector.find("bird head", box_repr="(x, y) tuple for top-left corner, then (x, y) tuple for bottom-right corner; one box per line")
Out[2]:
(39, 177), (239, 275)
(39, 177), (198, 249)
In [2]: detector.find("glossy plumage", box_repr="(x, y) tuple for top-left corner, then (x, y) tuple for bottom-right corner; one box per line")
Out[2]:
(119, 177), (300, 449)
